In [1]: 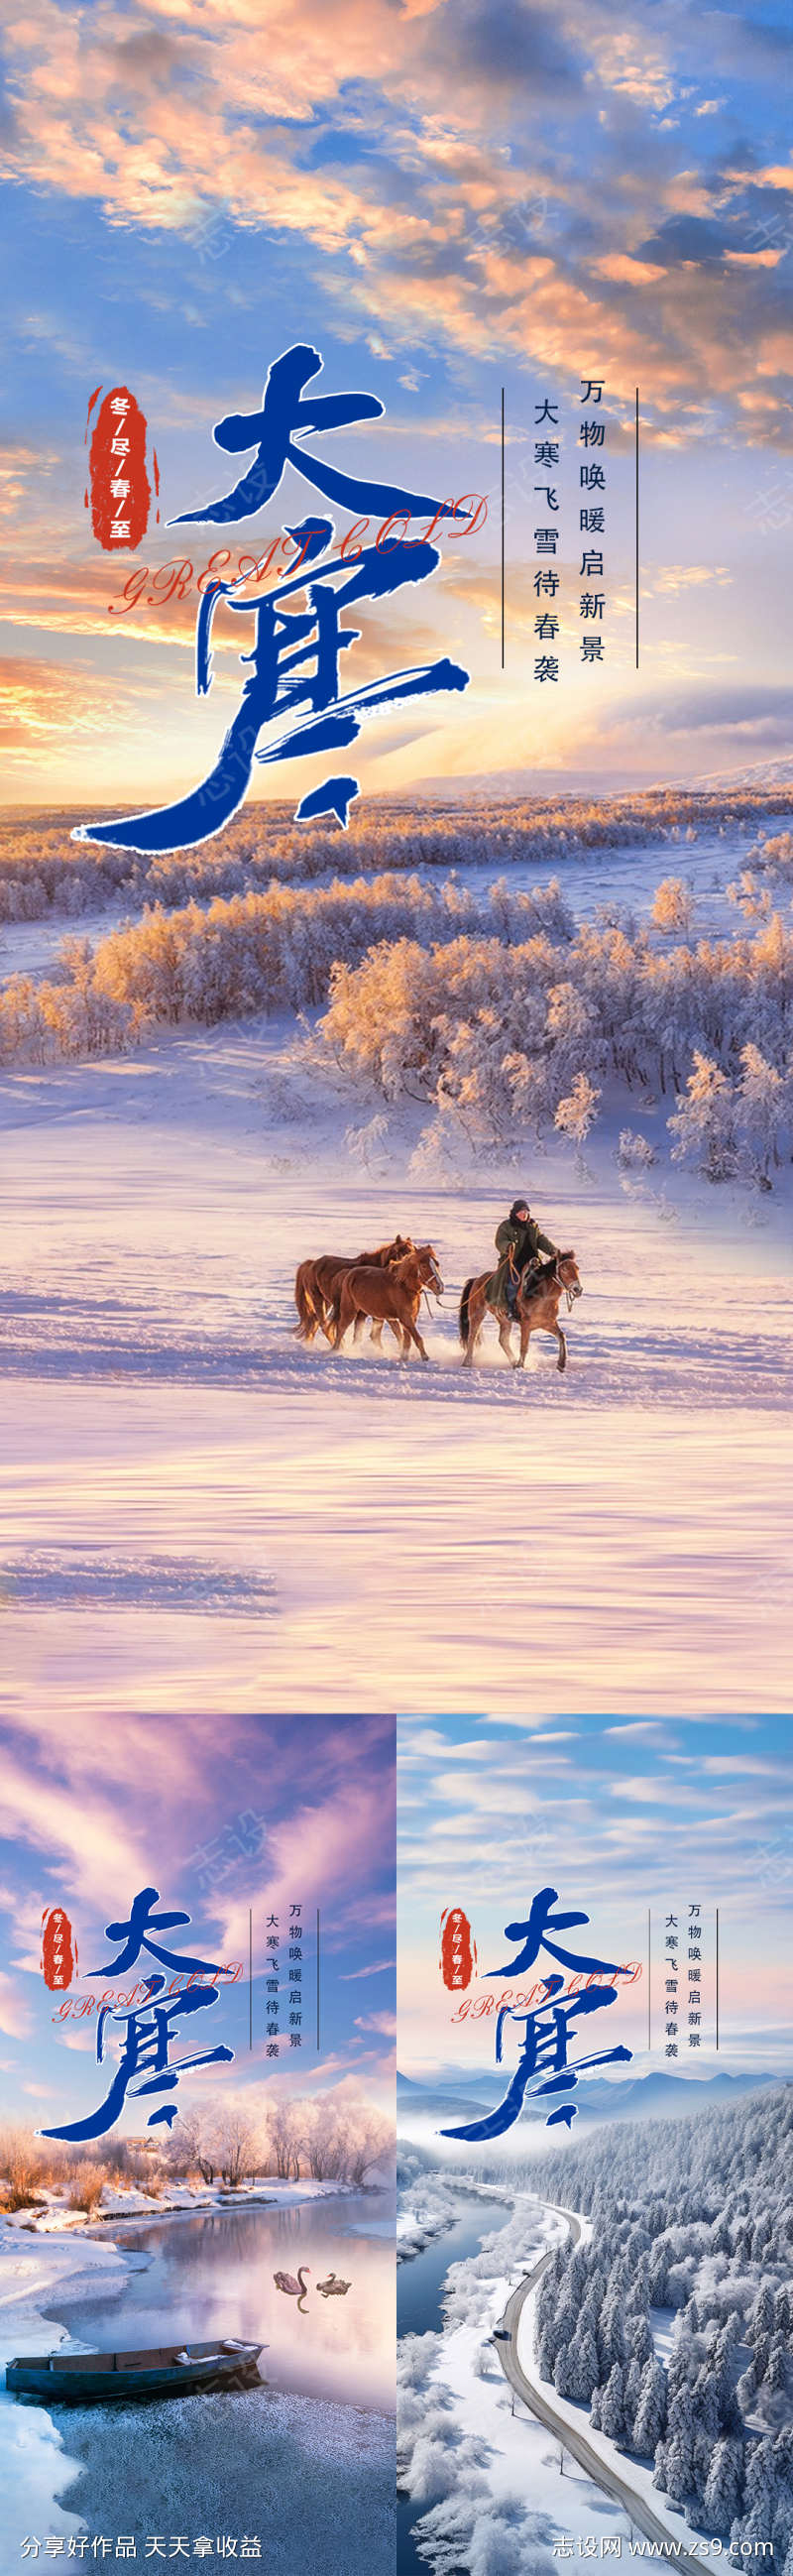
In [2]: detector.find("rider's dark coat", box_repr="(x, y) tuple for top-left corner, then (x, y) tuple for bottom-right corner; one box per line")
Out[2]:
(490, 1215), (556, 1309)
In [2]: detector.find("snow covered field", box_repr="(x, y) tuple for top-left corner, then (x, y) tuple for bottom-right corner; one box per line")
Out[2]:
(2, 1027), (790, 1716)
(2, 806), (790, 1715)
(1, 2176), (358, 2237)
(426, 815), (786, 939)
(0, 2223), (137, 2569)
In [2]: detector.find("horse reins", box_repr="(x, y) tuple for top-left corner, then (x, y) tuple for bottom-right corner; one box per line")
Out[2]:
(421, 1269), (444, 1316)
(551, 1257), (581, 1313)
(521, 1256), (579, 1314)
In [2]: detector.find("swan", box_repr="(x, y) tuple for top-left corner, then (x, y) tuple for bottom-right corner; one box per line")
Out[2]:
(273, 2265), (310, 2312)
(316, 2272), (351, 2297)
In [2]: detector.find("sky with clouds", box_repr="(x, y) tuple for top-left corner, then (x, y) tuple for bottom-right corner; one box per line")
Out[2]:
(397, 1712), (793, 2094)
(0, 1711), (396, 2133)
(1, 0), (792, 806)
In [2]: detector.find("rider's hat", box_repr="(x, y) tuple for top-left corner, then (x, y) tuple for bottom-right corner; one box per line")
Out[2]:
(510, 1197), (530, 1222)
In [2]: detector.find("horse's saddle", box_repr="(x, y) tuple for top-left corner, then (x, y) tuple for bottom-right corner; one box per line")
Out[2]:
(488, 1256), (542, 1312)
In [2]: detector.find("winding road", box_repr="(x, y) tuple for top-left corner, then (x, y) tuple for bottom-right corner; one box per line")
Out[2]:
(492, 2204), (705, 2573)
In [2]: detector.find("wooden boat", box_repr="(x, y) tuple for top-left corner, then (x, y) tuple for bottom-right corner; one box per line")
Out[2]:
(6, 2338), (265, 2402)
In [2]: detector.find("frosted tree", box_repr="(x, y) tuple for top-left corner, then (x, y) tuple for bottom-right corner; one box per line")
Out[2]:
(659, 2384), (698, 2501)
(343, 1113), (391, 1173)
(627, 2314), (654, 2372)
(728, 867), (772, 920)
(503, 1049), (552, 1139)
(566, 2245), (589, 2305)
(600, 2361), (627, 2444)
(625, 2244), (652, 2298)
(767, 2332), (789, 2395)
(647, 2242), (670, 2305)
(660, 2432), (694, 2504)
(623, 2354), (642, 2433)
(743, 2435), (778, 2535)
(735, 1042), (786, 1188)
(544, 979), (604, 1096)
(710, 2312), (743, 2422)
(750, 2284), (775, 2345)
(265, 2100), (305, 2180)
(668, 1052), (737, 1182)
(736, 2360), (757, 2418)
(632, 2357), (668, 2456)
(553, 2342), (574, 2400)
(750, 829), (793, 879)
(773, 2487), (793, 2566)
(580, 2264), (608, 2333)
(551, 2294), (578, 2356)
(568, 2325), (600, 2404)
(753, 2333), (771, 2385)
(618, 1126), (657, 1170)
(651, 877), (696, 938)
(553, 1070), (602, 1154)
(703, 2438), (744, 2534)
(737, 2502), (779, 2561)
(600, 2282), (627, 2375)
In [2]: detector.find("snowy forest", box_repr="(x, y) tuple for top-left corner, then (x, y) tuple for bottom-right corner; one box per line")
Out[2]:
(523, 2085), (793, 2560)
(3, 786), (792, 926)
(397, 2088), (793, 2570)
(2, 790), (793, 1195)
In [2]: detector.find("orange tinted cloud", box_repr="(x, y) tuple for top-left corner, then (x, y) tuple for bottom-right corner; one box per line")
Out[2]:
(1, 0), (791, 437)
(0, 652), (143, 745)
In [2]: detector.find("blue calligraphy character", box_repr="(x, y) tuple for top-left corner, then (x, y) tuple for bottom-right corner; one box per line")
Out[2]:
(168, 342), (464, 530)
(485, 1886), (623, 1980)
(73, 518), (468, 856)
(440, 1980), (631, 2140)
(40, 1976), (234, 2143)
(87, 1886), (221, 1980)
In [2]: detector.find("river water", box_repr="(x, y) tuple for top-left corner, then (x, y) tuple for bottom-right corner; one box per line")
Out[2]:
(397, 2190), (510, 2575)
(46, 2189), (396, 2416)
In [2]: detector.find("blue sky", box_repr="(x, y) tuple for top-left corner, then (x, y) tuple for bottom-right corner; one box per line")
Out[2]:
(397, 1713), (793, 2085)
(1, 0), (792, 803)
(0, 1712), (396, 2132)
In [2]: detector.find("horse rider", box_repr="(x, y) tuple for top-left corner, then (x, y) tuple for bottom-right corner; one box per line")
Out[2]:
(492, 1197), (559, 1318)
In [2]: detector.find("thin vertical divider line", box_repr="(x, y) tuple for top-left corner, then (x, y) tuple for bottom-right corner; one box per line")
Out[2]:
(716, 1908), (720, 2052)
(248, 1907), (253, 2052)
(635, 388), (639, 669)
(316, 1907), (320, 2050)
(647, 1908), (651, 2051)
(501, 387), (505, 670)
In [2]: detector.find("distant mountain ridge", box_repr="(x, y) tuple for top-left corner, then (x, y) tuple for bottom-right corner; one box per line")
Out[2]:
(396, 2067), (783, 2126)
(411, 757), (793, 803)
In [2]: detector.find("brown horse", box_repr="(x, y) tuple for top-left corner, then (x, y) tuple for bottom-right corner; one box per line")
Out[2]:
(294, 1237), (413, 1344)
(335, 1244), (444, 1362)
(459, 1251), (582, 1372)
